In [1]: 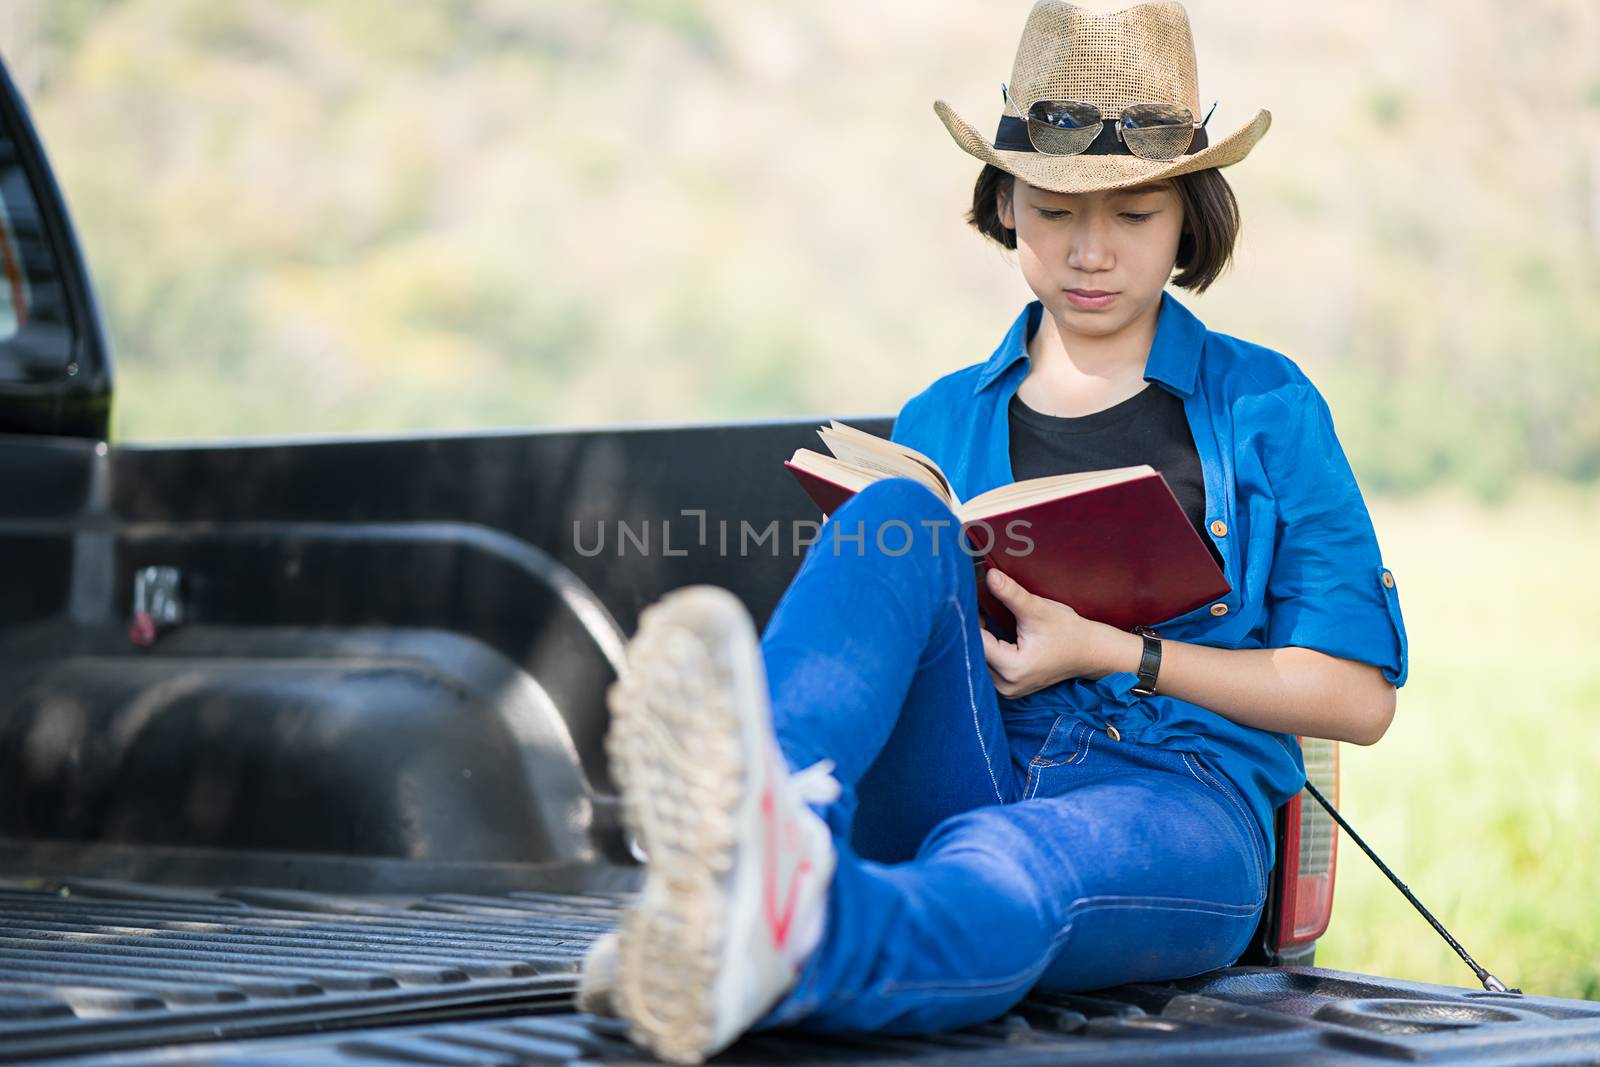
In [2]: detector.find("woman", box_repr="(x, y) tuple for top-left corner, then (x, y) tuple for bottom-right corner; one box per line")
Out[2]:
(579, 2), (1410, 1063)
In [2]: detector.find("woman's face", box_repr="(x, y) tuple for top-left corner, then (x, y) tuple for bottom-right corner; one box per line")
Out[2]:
(998, 177), (1185, 341)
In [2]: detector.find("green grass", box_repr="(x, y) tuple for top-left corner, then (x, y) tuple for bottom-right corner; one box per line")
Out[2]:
(1316, 480), (1600, 1002)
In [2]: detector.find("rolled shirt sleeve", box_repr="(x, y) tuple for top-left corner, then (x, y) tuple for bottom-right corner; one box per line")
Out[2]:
(1262, 383), (1409, 688)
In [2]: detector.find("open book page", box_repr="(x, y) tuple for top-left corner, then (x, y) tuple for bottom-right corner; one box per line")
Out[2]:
(954, 465), (1155, 525)
(814, 421), (957, 508)
(785, 448), (951, 503)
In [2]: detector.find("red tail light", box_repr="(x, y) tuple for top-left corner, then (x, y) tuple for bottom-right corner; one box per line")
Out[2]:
(1275, 736), (1340, 948)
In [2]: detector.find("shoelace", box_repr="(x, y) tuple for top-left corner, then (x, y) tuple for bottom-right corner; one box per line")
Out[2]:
(790, 758), (843, 806)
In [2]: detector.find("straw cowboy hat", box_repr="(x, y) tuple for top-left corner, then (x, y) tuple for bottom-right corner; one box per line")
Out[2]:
(935, 0), (1270, 194)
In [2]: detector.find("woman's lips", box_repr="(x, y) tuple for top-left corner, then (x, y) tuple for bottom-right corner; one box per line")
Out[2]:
(1064, 288), (1118, 309)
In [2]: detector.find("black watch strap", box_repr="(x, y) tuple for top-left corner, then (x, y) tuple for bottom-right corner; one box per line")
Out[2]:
(1130, 625), (1162, 696)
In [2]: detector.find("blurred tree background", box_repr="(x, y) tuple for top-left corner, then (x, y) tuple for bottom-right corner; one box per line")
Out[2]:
(1, 0), (1596, 999)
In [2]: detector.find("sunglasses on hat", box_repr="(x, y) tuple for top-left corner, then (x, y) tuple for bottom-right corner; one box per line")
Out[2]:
(1001, 83), (1218, 161)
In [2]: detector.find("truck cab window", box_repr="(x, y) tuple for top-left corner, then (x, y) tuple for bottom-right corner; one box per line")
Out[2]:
(0, 123), (71, 379)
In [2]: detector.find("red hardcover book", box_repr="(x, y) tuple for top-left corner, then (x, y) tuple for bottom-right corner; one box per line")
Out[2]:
(784, 421), (1229, 640)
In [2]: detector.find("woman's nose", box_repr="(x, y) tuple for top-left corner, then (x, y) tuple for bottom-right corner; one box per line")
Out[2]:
(1066, 217), (1113, 271)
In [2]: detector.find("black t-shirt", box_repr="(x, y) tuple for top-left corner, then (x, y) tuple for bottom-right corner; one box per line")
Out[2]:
(1008, 384), (1226, 573)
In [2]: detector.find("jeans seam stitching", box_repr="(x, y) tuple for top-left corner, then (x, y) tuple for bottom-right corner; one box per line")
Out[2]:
(1030, 749), (1046, 799)
(1189, 753), (1266, 886)
(1026, 720), (1068, 800)
(879, 893), (1261, 995)
(1032, 720), (1090, 771)
(1022, 715), (1065, 800)
(952, 593), (1004, 803)
(1028, 715), (1066, 767)
(1182, 753), (1267, 890)
(1038, 725), (1093, 769)
(881, 925), (1077, 995)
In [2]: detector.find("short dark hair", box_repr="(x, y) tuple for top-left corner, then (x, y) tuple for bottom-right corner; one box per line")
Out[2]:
(966, 164), (1241, 294)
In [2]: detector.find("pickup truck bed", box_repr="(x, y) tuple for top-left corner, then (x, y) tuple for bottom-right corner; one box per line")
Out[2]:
(3, 53), (1599, 1067)
(4, 878), (1598, 1066)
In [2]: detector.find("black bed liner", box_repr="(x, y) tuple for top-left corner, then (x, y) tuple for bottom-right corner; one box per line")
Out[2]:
(2, 880), (1596, 1067)
(0, 879), (604, 1063)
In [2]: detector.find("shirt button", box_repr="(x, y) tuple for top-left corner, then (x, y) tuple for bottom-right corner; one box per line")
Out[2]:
(1105, 723), (1122, 741)
(1381, 570), (1395, 588)
(1210, 602), (1229, 616)
(1210, 519), (1228, 536)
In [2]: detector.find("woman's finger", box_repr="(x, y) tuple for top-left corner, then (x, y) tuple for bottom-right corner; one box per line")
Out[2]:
(986, 567), (1033, 614)
(980, 625), (1017, 669)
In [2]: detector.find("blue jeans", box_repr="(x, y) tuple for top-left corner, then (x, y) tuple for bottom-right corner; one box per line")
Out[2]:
(752, 477), (1269, 1035)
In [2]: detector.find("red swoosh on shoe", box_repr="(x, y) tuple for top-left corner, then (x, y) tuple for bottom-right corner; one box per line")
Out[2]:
(761, 770), (812, 951)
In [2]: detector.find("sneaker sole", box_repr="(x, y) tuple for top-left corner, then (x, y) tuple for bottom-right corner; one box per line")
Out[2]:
(575, 930), (620, 1018)
(605, 586), (757, 1065)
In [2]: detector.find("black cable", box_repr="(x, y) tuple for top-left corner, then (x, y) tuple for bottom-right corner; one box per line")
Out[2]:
(1301, 778), (1521, 995)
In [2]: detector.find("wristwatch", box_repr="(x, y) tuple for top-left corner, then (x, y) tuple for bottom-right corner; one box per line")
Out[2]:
(1130, 625), (1163, 697)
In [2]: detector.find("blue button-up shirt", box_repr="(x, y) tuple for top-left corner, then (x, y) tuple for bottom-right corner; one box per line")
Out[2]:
(889, 290), (1409, 872)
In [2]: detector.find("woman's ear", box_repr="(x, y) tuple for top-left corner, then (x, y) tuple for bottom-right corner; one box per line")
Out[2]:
(997, 177), (1016, 230)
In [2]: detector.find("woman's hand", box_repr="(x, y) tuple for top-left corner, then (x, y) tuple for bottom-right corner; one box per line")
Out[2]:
(976, 569), (1399, 744)
(978, 567), (1125, 698)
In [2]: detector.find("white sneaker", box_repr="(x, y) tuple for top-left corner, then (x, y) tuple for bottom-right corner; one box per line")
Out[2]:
(602, 585), (840, 1065)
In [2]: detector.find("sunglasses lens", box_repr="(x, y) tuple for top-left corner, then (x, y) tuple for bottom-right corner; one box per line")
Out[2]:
(1119, 103), (1196, 160)
(1026, 100), (1102, 155)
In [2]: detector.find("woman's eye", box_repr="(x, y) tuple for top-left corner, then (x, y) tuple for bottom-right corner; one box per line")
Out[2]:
(1035, 209), (1152, 222)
